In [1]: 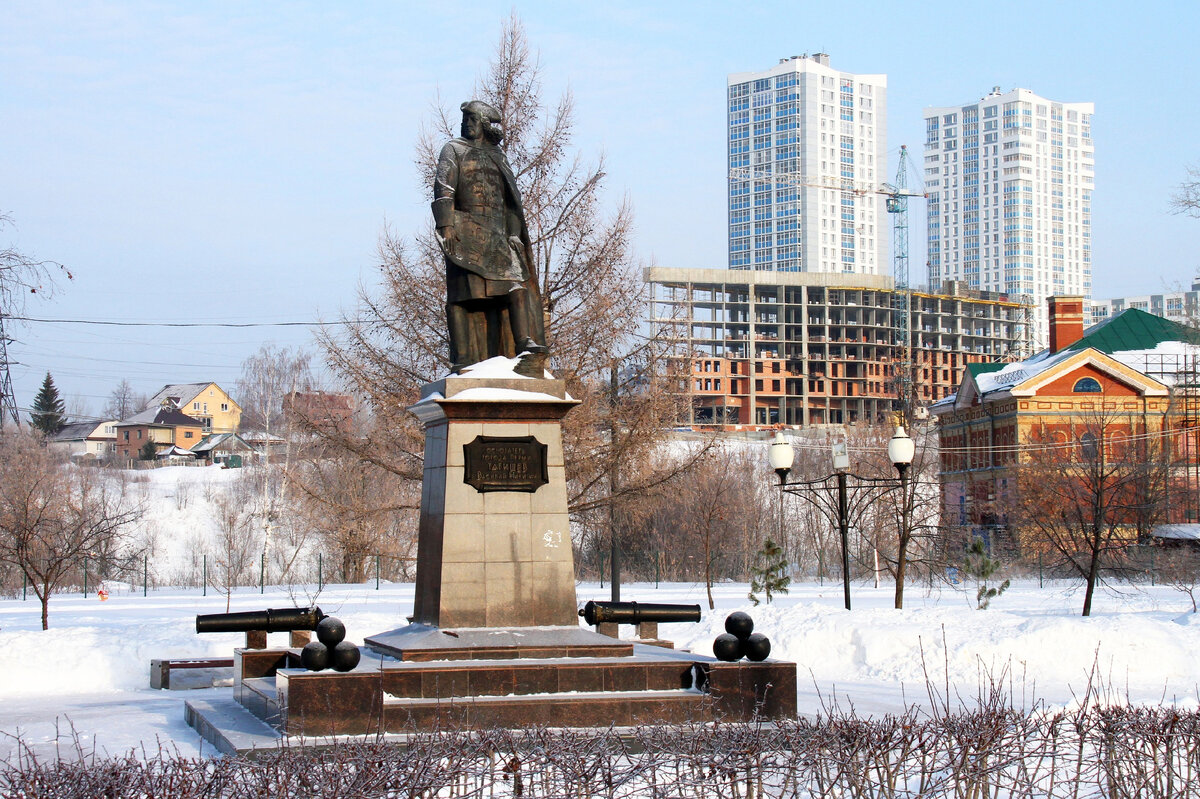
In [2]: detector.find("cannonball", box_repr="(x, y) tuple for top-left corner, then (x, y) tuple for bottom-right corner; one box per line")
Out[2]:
(743, 632), (772, 662)
(316, 616), (347, 647)
(712, 632), (745, 662)
(300, 640), (330, 671)
(724, 611), (754, 640)
(330, 641), (361, 672)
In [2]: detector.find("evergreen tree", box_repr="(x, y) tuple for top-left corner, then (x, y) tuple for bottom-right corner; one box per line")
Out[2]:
(964, 537), (1010, 610)
(138, 440), (158, 461)
(748, 537), (790, 606)
(30, 372), (66, 435)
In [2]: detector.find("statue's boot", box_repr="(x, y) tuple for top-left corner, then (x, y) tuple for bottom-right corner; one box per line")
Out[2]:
(447, 303), (473, 373)
(509, 290), (548, 354)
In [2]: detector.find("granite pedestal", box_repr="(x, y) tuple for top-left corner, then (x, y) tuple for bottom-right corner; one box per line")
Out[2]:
(400, 371), (580, 630)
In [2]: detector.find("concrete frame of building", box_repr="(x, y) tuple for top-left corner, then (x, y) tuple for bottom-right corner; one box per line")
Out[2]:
(648, 267), (1025, 430)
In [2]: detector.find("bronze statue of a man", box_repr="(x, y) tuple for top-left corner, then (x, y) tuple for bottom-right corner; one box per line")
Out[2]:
(432, 100), (548, 375)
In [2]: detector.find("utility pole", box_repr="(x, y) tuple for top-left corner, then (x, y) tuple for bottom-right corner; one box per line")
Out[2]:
(0, 314), (19, 427)
(608, 361), (621, 601)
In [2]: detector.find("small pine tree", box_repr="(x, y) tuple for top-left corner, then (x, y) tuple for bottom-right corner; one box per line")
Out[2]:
(138, 440), (158, 461)
(30, 372), (66, 435)
(748, 537), (790, 606)
(964, 537), (1010, 609)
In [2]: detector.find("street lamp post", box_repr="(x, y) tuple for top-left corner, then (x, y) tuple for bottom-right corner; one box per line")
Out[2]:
(769, 426), (914, 610)
(887, 425), (916, 609)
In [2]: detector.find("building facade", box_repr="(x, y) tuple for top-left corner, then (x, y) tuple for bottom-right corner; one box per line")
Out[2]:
(924, 88), (1094, 351)
(933, 298), (1200, 543)
(48, 420), (119, 459)
(728, 54), (887, 275)
(114, 405), (205, 460)
(648, 267), (1024, 428)
(144, 382), (242, 434)
(1090, 279), (1200, 327)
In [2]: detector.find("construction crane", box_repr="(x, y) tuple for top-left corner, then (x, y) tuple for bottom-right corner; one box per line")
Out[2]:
(880, 145), (925, 418)
(728, 153), (926, 414)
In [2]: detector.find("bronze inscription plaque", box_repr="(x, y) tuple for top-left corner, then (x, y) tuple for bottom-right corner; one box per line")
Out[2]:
(463, 435), (548, 493)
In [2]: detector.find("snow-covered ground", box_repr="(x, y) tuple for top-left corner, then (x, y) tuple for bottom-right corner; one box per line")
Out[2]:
(1, 576), (1197, 762)
(2, 464), (1198, 762)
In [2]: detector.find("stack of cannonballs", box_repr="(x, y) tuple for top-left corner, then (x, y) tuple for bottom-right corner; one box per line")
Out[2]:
(299, 616), (362, 672)
(712, 611), (771, 662)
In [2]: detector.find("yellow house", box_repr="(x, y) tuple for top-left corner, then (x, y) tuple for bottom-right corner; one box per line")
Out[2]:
(145, 382), (242, 434)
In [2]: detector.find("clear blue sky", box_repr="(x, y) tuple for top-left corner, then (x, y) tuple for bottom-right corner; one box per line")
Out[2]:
(2, 1), (1197, 417)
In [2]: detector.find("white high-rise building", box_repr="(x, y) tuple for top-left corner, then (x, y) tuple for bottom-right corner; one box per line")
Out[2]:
(727, 54), (887, 274)
(924, 87), (1094, 348)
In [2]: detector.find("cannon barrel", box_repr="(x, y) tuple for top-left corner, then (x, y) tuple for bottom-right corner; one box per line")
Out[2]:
(196, 606), (325, 634)
(578, 600), (701, 626)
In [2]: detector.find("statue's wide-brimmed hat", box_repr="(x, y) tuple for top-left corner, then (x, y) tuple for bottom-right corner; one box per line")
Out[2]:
(460, 100), (501, 122)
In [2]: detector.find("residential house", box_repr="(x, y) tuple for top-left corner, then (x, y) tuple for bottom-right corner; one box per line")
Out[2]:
(240, 429), (289, 460)
(48, 420), (119, 459)
(144, 382), (242, 434)
(114, 405), (206, 460)
(283, 391), (355, 433)
(191, 432), (256, 466)
(932, 296), (1200, 542)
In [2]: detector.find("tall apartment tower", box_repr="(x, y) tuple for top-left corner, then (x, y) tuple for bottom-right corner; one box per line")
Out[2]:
(924, 88), (1094, 349)
(728, 54), (888, 274)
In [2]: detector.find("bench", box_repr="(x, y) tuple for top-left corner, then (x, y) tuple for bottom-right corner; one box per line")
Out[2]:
(150, 657), (235, 690)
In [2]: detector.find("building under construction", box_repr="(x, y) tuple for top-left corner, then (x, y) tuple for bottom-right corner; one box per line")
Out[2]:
(647, 267), (1030, 429)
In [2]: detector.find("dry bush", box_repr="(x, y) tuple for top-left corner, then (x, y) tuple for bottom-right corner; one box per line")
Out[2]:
(4, 701), (1199, 798)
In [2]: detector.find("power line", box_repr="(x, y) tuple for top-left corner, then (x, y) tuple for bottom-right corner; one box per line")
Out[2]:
(7, 316), (349, 329)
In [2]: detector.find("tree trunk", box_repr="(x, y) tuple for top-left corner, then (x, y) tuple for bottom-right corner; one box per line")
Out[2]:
(894, 535), (908, 610)
(41, 591), (50, 631)
(704, 528), (714, 611)
(1082, 525), (1102, 617)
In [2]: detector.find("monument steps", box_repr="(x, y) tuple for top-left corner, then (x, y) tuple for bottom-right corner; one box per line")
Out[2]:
(234, 676), (282, 729)
(230, 644), (796, 736)
(382, 689), (709, 730)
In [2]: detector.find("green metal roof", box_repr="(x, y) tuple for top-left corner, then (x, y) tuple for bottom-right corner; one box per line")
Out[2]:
(1068, 308), (1200, 354)
(966, 362), (1006, 378)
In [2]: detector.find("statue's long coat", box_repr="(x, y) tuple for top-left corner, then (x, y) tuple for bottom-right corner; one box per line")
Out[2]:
(432, 137), (545, 349)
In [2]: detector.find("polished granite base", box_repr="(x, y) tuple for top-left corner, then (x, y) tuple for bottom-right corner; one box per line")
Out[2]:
(204, 637), (797, 740)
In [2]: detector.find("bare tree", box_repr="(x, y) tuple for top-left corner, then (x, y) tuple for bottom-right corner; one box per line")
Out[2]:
(1159, 546), (1200, 613)
(236, 344), (314, 581)
(0, 427), (142, 628)
(236, 344), (314, 434)
(289, 448), (417, 584)
(206, 480), (260, 611)
(1014, 403), (1170, 616)
(642, 446), (762, 609)
(102, 380), (146, 420)
(847, 424), (943, 608)
(1171, 165), (1200, 217)
(0, 212), (71, 314)
(314, 14), (709, 531)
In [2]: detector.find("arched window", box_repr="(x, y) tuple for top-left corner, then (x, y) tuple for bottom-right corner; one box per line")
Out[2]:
(1073, 377), (1102, 393)
(1080, 432), (1098, 460)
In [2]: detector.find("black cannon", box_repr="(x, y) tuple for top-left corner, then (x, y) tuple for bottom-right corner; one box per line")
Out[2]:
(578, 600), (701, 626)
(196, 606), (325, 633)
(196, 607), (325, 648)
